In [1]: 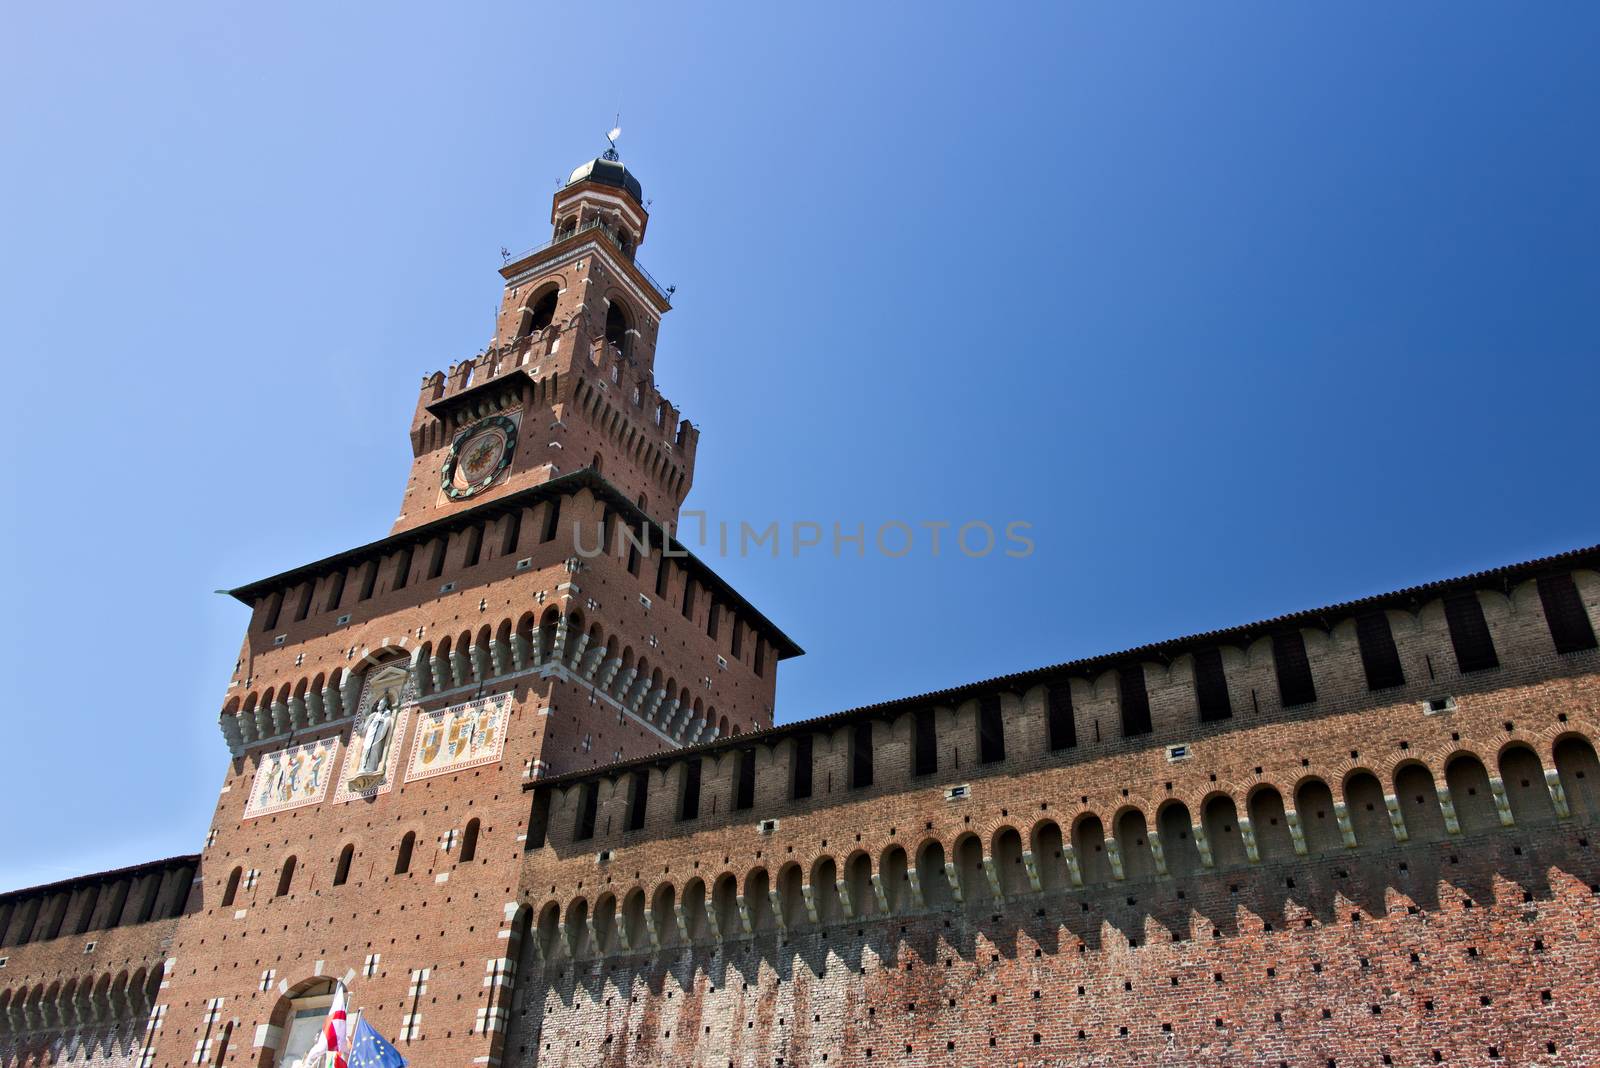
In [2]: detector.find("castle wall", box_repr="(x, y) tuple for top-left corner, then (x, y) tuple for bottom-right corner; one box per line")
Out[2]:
(509, 569), (1600, 1066)
(508, 822), (1600, 1067)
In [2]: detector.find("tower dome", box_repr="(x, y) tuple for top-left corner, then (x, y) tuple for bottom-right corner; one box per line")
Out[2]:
(565, 154), (643, 206)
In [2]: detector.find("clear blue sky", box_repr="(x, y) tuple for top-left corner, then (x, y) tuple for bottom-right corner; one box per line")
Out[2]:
(2, 4), (1596, 892)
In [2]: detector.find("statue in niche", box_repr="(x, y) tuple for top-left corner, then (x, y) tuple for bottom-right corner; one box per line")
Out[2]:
(358, 696), (396, 775)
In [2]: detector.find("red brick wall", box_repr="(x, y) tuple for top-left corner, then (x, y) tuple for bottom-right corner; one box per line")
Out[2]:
(510, 628), (1600, 1067)
(508, 823), (1600, 1067)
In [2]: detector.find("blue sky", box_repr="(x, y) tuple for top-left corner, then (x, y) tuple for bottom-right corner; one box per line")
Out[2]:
(2, 4), (1596, 892)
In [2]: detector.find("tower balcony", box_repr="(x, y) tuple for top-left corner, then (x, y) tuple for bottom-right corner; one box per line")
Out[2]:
(503, 218), (674, 305)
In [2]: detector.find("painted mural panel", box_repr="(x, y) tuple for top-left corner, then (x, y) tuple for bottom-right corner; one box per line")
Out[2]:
(405, 692), (512, 781)
(332, 662), (415, 804)
(243, 737), (337, 817)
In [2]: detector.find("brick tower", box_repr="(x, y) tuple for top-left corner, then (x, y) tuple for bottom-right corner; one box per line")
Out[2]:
(156, 149), (800, 1068)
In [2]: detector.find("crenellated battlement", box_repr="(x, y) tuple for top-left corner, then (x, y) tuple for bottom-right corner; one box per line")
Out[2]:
(522, 551), (1599, 858)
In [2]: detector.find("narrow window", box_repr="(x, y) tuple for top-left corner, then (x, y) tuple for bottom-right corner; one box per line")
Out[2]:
(626, 774), (649, 832)
(754, 636), (767, 678)
(395, 832), (415, 874)
(293, 582), (312, 621)
(574, 783), (599, 841)
(324, 570), (346, 613)
(391, 547), (413, 591)
(1443, 591), (1499, 673)
(460, 819), (480, 862)
(912, 709), (938, 776)
(850, 722), (874, 789)
(73, 884), (101, 934)
(358, 560), (378, 602)
(682, 577), (696, 619)
(655, 557), (672, 597)
(274, 857), (296, 898)
(426, 539), (447, 580)
(220, 867), (242, 908)
(526, 791), (550, 851)
(1271, 631), (1317, 707)
(730, 619), (744, 659)
(260, 592), (283, 631)
(1046, 681), (1076, 750)
(540, 498), (561, 543)
(333, 845), (353, 886)
(1355, 612), (1406, 690)
(977, 694), (1006, 764)
(500, 511), (522, 557)
(791, 735), (814, 800)
(707, 601), (720, 640)
(625, 523), (641, 576)
(1193, 647), (1232, 722)
(1119, 666), (1152, 737)
(462, 525), (483, 568)
(604, 301), (629, 356)
(734, 749), (756, 811)
(49, 894), (71, 937)
(136, 879), (160, 922)
(679, 759), (702, 821)
(1537, 573), (1598, 654)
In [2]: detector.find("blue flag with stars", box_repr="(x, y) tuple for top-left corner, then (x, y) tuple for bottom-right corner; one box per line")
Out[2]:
(348, 1016), (407, 1068)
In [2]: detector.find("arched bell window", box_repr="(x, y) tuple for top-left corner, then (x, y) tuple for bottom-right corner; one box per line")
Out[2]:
(518, 287), (558, 339)
(605, 301), (630, 356)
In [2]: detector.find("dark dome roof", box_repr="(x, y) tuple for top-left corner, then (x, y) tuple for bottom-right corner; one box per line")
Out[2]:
(565, 156), (643, 206)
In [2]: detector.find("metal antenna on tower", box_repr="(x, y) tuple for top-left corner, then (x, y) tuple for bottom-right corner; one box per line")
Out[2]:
(603, 116), (622, 161)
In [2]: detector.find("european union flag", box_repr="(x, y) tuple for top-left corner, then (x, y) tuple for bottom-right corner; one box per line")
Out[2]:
(348, 1016), (407, 1068)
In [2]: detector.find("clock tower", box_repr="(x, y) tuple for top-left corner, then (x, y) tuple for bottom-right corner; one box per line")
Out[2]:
(166, 148), (798, 1068)
(394, 149), (694, 536)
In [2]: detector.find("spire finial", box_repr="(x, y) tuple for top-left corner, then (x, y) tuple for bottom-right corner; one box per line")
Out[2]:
(603, 116), (621, 162)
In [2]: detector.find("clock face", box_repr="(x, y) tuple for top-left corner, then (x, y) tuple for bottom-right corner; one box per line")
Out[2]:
(442, 415), (517, 500)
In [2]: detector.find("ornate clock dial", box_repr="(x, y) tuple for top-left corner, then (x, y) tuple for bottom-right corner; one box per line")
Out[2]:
(442, 414), (517, 500)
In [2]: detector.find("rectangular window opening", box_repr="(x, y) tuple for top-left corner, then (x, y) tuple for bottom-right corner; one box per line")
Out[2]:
(1444, 591), (1500, 673)
(734, 749), (756, 811)
(1537, 573), (1598, 654)
(977, 694), (1005, 764)
(850, 722), (874, 789)
(679, 759), (702, 821)
(626, 771), (648, 832)
(1193, 647), (1232, 723)
(1046, 681), (1077, 750)
(791, 735), (813, 800)
(324, 571), (346, 614)
(1119, 666), (1152, 737)
(1356, 612), (1406, 690)
(912, 709), (938, 776)
(391, 548), (413, 591)
(539, 498), (562, 544)
(574, 782), (599, 842)
(500, 511), (522, 557)
(358, 560), (378, 602)
(1271, 631), (1317, 707)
